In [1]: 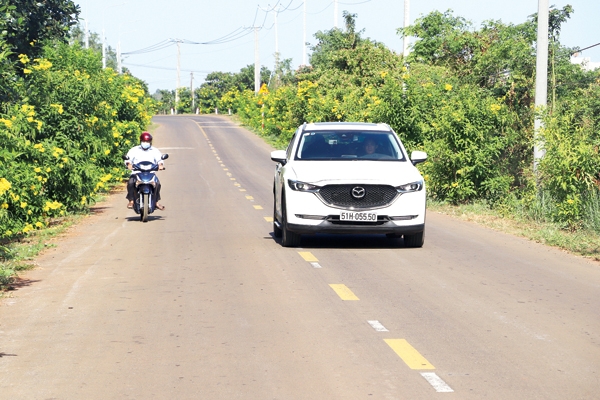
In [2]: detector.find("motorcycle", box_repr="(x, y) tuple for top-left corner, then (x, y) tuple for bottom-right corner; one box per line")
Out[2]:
(123, 154), (169, 222)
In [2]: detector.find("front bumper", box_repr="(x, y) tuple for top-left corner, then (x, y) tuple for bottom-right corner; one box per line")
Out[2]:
(287, 221), (424, 235)
(283, 188), (426, 235)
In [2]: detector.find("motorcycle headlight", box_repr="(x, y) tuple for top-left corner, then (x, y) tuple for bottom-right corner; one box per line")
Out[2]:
(288, 179), (321, 192)
(396, 180), (423, 193)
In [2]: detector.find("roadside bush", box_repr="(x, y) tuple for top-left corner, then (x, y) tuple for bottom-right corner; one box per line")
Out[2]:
(222, 10), (599, 231)
(538, 81), (600, 228)
(0, 42), (155, 239)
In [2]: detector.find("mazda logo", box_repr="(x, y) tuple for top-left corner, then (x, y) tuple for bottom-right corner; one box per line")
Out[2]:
(351, 186), (366, 199)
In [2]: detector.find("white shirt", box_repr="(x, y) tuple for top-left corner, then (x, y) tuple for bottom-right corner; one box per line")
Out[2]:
(125, 145), (164, 174)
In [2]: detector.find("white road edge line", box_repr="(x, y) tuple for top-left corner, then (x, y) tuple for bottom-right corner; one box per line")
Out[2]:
(310, 262), (322, 268)
(420, 372), (454, 393)
(367, 320), (389, 332)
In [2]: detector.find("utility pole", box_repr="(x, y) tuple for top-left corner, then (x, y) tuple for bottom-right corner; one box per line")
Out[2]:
(534, 0), (549, 174)
(190, 72), (195, 111)
(302, 0), (307, 66)
(274, 7), (281, 89)
(254, 27), (260, 93)
(274, 6), (279, 55)
(117, 41), (121, 73)
(403, 0), (410, 58)
(334, 0), (338, 28)
(83, 0), (89, 49)
(85, 19), (89, 49)
(175, 40), (181, 113)
(102, 29), (106, 68)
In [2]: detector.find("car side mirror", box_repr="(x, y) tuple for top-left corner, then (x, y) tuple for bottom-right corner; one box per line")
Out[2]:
(410, 151), (427, 166)
(161, 154), (169, 160)
(270, 150), (287, 165)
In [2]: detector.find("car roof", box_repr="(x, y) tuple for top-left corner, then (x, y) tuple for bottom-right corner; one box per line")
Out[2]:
(303, 122), (393, 132)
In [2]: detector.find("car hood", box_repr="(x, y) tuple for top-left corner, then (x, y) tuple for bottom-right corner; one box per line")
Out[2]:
(290, 160), (423, 186)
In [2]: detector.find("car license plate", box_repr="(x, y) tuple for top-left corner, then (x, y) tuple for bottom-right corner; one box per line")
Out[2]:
(340, 211), (377, 222)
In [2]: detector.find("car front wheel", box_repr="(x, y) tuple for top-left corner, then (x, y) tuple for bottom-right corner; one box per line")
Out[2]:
(273, 196), (282, 238)
(281, 192), (301, 247)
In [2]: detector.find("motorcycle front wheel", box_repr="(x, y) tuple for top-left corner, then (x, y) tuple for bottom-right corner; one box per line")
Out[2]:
(141, 193), (149, 222)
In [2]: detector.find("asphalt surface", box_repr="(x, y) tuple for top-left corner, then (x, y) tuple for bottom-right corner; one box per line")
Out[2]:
(0, 115), (599, 399)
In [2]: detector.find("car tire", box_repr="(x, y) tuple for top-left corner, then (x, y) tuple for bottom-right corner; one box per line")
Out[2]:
(403, 230), (424, 248)
(273, 197), (282, 238)
(281, 193), (301, 247)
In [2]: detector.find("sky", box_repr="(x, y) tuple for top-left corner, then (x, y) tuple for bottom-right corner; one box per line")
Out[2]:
(78, 0), (600, 93)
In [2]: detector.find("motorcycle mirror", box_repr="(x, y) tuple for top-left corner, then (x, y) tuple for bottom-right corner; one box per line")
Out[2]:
(161, 154), (169, 160)
(122, 155), (130, 160)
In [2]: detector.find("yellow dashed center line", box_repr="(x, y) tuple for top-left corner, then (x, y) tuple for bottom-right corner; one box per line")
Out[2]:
(329, 284), (359, 301)
(384, 339), (435, 370)
(298, 252), (318, 262)
(196, 123), (448, 381)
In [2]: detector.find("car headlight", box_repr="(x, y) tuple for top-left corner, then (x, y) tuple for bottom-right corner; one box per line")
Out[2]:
(288, 179), (321, 192)
(396, 180), (423, 193)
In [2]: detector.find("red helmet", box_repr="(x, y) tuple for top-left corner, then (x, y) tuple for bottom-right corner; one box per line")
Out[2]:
(140, 132), (152, 142)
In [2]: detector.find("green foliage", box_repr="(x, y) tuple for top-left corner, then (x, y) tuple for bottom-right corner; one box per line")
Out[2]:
(214, 9), (599, 231)
(195, 64), (272, 115)
(397, 10), (473, 67)
(538, 79), (600, 227)
(0, 41), (154, 239)
(153, 89), (175, 114)
(175, 87), (193, 114)
(0, 0), (79, 63)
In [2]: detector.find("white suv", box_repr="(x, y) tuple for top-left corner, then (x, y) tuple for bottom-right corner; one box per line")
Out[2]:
(271, 122), (427, 247)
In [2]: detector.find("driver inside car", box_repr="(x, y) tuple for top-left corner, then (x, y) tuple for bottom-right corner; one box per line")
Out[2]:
(363, 138), (379, 155)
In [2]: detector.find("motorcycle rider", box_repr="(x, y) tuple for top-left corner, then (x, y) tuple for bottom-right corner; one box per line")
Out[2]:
(124, 132), (165, 210)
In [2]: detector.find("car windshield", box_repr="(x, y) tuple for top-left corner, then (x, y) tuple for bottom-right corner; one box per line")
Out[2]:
(295, 131), (405, 161)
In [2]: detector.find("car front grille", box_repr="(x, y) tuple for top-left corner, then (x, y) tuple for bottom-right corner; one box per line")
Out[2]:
(317, 184), (398, 209)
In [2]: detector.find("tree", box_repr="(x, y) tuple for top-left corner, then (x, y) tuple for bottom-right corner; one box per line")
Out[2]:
(0, 0), (80, 62)
(305, 12), (400, 89)
(176, 87), (192, 114)
(270, 57), (295, 91)
(153, 89), (175, 114)
(234, 64), (271, 91)
(70, 24), (118, 70)
(310, 12), (365, 71)
(397, 10), (473, 67)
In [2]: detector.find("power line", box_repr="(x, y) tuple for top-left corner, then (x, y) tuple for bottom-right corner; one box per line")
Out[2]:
(124, 62), (210, 74)
(573, 42), (600, 54)
(122, 40), (174, 55)
(339, 0), (372, 5)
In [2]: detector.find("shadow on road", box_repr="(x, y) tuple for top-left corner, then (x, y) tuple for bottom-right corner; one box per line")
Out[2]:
(89, 206), (112, 215)
(124, 216), (165, 223)
(267, 232), (413, 249)
(6, 277), (41, 291)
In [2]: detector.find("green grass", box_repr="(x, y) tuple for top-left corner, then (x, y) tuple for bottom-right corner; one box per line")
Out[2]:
(0, 215), (83, 291)
(428, 200), (600, 262)
(0, 190), (117, 292)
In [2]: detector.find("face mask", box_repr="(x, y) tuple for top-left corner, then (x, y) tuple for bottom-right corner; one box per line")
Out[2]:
(141, 142), (151, 150)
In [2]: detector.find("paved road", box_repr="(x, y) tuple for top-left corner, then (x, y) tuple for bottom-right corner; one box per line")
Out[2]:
(1, 115), (599, 399)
